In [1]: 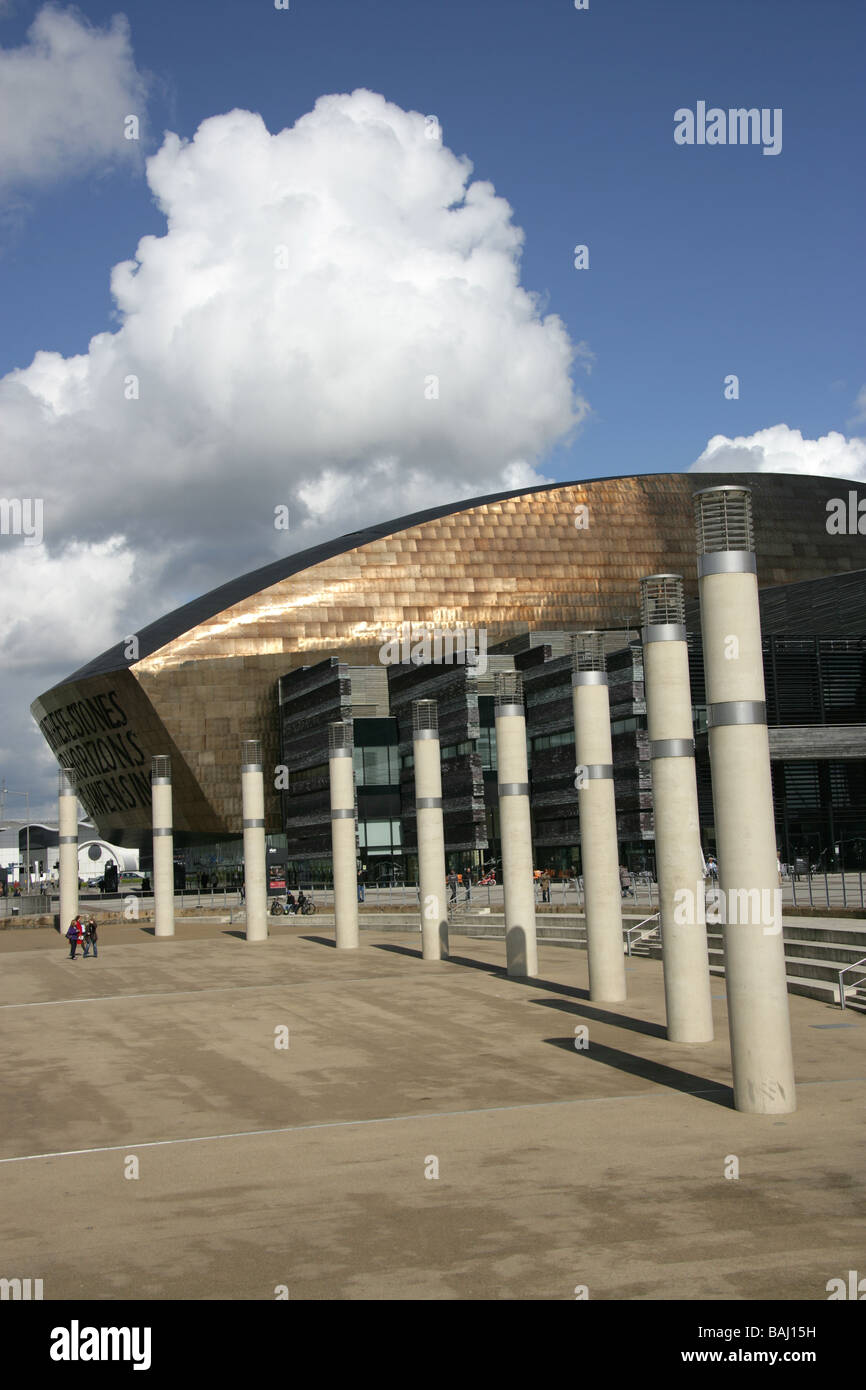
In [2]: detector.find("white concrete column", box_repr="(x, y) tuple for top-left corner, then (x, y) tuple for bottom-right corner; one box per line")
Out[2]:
(241, 740), (268, 942)
(695, 485), (795, 1114)
(641, 576), (713, 1042)
(495, 673), (538, 978)
(413, 700), (449, 960)
(329, 721), (359, 950)
(572, 633), (626, 1002)
(58, 767), (79, 929)
(151, 755), (175, 939)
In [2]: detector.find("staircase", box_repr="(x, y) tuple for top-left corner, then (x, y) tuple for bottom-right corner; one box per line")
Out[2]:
(642, 918), (866, 1013)
(458, 908), (866, 1012)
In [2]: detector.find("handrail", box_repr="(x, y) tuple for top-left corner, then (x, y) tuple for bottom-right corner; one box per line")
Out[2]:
(838, 956), (866, 1011)
(624, 912), (660, 957)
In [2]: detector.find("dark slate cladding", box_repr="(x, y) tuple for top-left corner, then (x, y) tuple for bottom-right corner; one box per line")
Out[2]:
(520, 648), (577, 851)
(279, 659), (352, 860)
(387, 662), (486, 853)
(683, 567), (866, 638)
(763, 637), (866, 726)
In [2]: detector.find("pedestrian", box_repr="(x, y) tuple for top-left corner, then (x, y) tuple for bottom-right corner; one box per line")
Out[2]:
(540, 870), (551, 903)
(66, 917), (81, 959)
(357, 869), (366, 903)
(464, 869), (472, 903)
(83, 916), (98, 959)
(447, 870), (458, 902)
(619, 864), (634, 898)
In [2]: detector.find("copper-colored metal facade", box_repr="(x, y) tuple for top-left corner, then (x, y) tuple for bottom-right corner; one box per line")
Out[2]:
(31, 472), (865, 847)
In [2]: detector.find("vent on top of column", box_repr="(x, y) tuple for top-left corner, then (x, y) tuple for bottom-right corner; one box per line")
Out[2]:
(152, 755), (171, 781)
(328, 721), (354, 755)
(572, 631), (606, 673)
(241, 739), (262, 766)
(412, 699), (439, 733)
(494, 671), (524, 708)
(640, 574), (685, 628)
(58, 766), (76, 794)
(694, 485), (754, 554)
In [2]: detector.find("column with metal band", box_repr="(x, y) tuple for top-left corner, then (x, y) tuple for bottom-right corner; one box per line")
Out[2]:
(241, 739), (268, 942)
(151, 756), (175, 939)
(572, 633), (626, 1002)
(329, 721), (359, 950)
(640, 575), (713, 1042)
(695, 486), (795, 1114)
(412, 700), (448, 960)
(58, 766), (79, 930)
(494, 673), (538, 978)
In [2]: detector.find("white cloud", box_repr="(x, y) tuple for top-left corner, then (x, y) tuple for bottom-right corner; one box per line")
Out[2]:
(0, 4), (149, 189)
(0, 535), (135, 673)
(0, 89), (587, 807)
(849, 386), (866, 428)
(690, 423), (866, 481)
(0, 90), (585, 589)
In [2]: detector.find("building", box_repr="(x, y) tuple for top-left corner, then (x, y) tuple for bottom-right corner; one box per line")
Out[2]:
(31, 472), (866, 877)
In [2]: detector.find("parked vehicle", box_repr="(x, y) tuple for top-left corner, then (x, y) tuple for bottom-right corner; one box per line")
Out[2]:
(270, 892), (315, 916)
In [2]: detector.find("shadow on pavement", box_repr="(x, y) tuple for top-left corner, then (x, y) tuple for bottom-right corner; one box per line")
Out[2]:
(531, 994), (668, 1040)
(543, 1035), (732, 1107)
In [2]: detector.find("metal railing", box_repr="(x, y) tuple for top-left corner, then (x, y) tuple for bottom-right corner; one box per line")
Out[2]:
(838, 957), (866, 1011)
(624, 912), (660, 957)
(788, 868), (865, 911)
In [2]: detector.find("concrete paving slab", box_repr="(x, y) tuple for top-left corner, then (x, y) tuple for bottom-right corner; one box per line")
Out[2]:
(1, 922), (864, 1300)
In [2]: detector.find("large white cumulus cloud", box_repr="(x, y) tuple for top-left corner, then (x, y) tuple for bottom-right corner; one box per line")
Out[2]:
(0, 90), (586, 812)
(0, 5), (149, 188)
(690, 423), (866, 480)
(1, 91), (585, 579)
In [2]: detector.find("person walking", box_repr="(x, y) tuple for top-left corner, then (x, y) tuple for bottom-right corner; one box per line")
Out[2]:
(83, 916), (98, 959)
(447, 870), (458, 902)
(357, 869), (366, 903)
(66, 917), (82, 960)
(619, 864), (634, 898)
(540, 870), (551, 903)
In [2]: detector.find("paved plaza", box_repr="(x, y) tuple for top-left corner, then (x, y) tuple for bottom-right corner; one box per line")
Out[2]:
(1, 919), (864, 1301)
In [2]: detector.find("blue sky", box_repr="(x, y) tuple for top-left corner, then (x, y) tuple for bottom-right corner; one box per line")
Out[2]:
(2, 0), (864, 477)
(0, 0), (864, 815)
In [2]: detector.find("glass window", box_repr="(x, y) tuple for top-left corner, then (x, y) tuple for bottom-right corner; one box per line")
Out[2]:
(364, 820), (392, 846)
